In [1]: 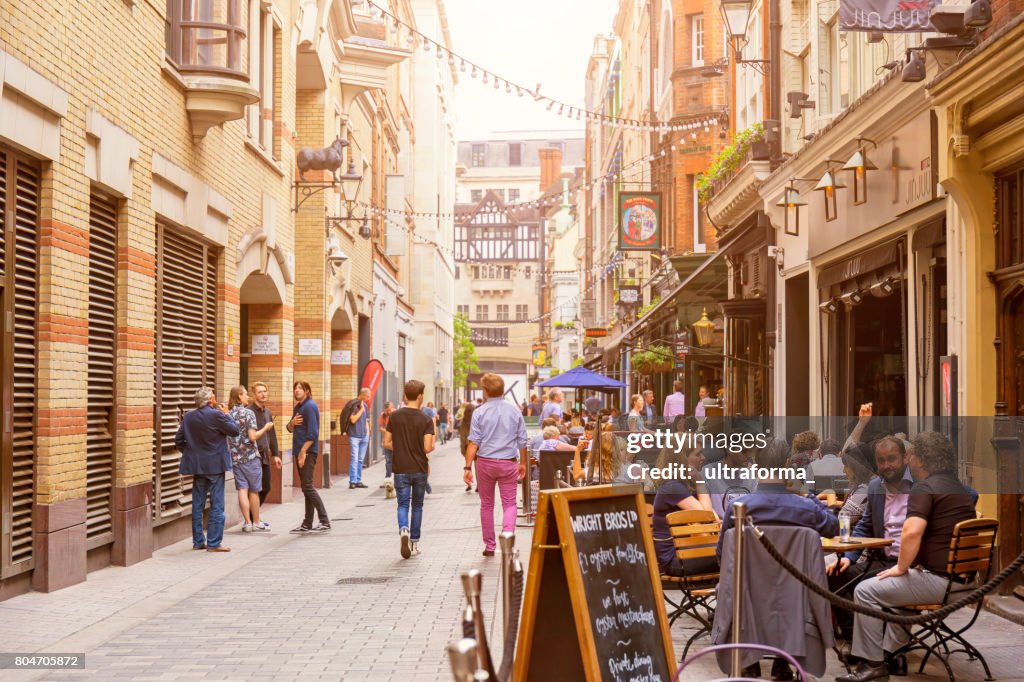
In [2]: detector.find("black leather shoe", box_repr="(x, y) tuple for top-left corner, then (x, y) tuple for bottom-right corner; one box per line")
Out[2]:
(770, 657), (794, 680)
(836, 661), (889, 682)
(741, 662), (761, 678)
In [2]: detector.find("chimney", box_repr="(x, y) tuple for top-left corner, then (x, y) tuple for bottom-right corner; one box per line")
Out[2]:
(538, 147), (563, 192)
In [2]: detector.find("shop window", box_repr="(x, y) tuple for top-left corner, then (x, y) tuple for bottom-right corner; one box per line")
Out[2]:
(153, 224), (218, 524)
(87, 192), (118, 548)
(165, 0), (247, 80)
(0, 148), (40, 576)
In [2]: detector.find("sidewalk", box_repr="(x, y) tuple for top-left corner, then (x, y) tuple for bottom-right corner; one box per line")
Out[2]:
(1, 440), (1021, 680)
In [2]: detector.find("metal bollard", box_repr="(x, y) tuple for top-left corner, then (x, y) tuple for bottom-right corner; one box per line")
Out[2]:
(447, 638), (479, 682)
(461, 570), (495, 679)
(498, 532), (515, 640)
(731, 502), (747, 677)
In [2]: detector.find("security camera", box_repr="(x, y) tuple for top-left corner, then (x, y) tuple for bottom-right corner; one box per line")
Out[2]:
(327, 246), (348, 268)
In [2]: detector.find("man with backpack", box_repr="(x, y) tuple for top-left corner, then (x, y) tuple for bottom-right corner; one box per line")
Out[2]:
(339, 388), (371, 489)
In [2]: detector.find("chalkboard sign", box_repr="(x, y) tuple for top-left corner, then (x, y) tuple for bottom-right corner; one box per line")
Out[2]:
(515, 485), (675, 682)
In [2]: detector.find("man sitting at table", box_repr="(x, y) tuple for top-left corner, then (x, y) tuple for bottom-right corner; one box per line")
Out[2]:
(838, 432), (976, 682)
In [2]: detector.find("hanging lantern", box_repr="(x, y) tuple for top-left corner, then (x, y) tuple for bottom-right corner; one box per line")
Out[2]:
(775, 182), (807, 237)
(814, 167), (846, 222)
(692, 308), (716, 348)
(842, 137), (877, 205)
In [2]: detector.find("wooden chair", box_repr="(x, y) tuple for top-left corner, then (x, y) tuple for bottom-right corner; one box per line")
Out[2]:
(889, 518), (999, 682)
(659, 509), (721, 659)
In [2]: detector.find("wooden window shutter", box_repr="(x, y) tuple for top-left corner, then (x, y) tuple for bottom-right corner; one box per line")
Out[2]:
(152, 225), (217, 524)
(86, 193), (117, 546)
(0, 148), (40, 577)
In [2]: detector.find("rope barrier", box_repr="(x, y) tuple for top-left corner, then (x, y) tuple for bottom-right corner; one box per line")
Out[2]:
(750, 523), (1024, 626)
(498, 565), (525, 682)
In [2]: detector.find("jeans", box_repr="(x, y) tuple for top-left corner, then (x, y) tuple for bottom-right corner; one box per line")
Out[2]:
(191, 473), (225, 549)
(395, 472), (428, 541)
(299, 452), (328, 528)
(348, 436), (369, 483)
(258, 460), (272, 505)
(438, 423), (448, 443)
(475, 457), (519, 551)
(383, 448), (393, 478)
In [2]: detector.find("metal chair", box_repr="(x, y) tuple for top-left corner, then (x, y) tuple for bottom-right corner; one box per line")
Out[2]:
(889, 518), (999, 682)
(674, 643), (809, 682)
(658, 509), (721, 659)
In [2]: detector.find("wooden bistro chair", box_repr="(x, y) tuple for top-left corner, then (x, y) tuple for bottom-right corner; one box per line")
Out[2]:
(889, 518), (999, 682)
(659, 509), (721, 659)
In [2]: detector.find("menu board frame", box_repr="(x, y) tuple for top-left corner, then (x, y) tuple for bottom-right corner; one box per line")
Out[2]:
(514, 485), (676, 681)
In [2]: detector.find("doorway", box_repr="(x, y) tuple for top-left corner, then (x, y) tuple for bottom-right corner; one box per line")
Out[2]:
(785, 274), (810, 418)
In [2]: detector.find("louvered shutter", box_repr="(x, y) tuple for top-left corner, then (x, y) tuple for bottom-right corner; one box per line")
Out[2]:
(1, 148), (40, 577)
(86, 194), (117, 546)
(152, 225), (217, 523)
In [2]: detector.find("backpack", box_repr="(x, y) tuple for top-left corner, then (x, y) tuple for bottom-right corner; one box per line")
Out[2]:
(337, 398), (362, 436)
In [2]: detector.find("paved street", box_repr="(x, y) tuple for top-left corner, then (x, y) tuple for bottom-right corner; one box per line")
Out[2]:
(1, 440), (1022, 681)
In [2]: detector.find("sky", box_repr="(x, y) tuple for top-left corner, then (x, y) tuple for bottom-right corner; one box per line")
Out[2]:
(442, 0), (619, 141)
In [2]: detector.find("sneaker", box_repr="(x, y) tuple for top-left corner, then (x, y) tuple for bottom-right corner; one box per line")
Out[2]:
(290, 525), (313, 534)
(253, 521), (270, 531)
(242, 523), (253, 533)
(400, 528), (411, 559)
(411, 542), (421, 557)
(312, 522), (331, 532)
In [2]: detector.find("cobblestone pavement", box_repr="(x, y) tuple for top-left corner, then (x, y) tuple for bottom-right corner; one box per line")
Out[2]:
(0, 439), (1022, 680)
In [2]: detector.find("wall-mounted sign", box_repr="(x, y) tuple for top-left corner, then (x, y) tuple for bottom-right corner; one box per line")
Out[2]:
(298, 338), (323, 356)
(618, 285), (640, 304)
(251, 334), (279, 355)
(331, 349), (352, 365)
(538, 367), (552, 380)
(618, 192), (662, 251)
(584, 328), (609, 339)
(532, 344), (548, 367)
(840, 0), (938, 33)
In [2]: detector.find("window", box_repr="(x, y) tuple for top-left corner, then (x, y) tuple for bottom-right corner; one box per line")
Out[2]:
(524, 265), (532, 278)
(476, 304), (489, 321)
(247, 1), (279, 155)
(516, 304), (529, 320)
(471, 265), (480, 278)
(153, 224), (218, 523)
(0, 147), (41, 574)
(692, 176), (706, 251)
(165, 0), (246, 79)
(489, 188), (505, 201)
(457, 304), (470, 317)
(454, 265), (460, 280)
(87, 192), (118, 546)
(818, 8), (838, 116)
(497, 304), (510, 321)
(470, 189), (482, 203)
(473, 327), (509, 347)
(471, 143), (486, 166)
(547, 141), (565, 152)
(503, 266), (512, 279)
(691, 15), (704, 66)
(508, 188), (520, 202)
(508, 143), (522, 166)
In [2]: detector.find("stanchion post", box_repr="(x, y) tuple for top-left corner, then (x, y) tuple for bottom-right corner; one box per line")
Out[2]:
(447, 638), (478, 682)
(498, 532), (515, 640)
(731, 501), (747, 677)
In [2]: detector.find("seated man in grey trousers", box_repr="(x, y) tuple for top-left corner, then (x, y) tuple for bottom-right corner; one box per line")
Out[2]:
(838, 432), (976, 682)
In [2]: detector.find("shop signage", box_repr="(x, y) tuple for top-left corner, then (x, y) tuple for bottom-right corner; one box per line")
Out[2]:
(331, 349), (352, 365)
(538, 367), (552, 380)
(251, 334), (279, 355)
(584, 327), (609, 338)
(297, 338), (322, 356)
(360, 359), (385, 401)
(532, 343), (548, 366)
(514, 486), (675, 682)
(617, 285), (640, 305)
(618, 192), (662, 251)
(674, 329), (689, 367)
(840, 0), (938, 33)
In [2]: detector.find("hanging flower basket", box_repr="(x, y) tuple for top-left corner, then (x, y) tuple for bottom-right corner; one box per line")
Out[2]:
(632, 345), (674, 375)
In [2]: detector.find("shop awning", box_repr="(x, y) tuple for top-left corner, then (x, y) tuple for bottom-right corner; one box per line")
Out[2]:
(817, 240), (902, 289)
(623, 248), (728, 340)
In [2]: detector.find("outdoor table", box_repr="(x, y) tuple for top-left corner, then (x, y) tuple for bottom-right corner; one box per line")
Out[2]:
(821, 537), (894, 553)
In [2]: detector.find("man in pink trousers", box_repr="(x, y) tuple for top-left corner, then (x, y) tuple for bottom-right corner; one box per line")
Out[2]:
(463, 373), (527, 556)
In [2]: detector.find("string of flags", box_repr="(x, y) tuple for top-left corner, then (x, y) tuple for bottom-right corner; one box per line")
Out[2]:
(364, 0), (727, 134)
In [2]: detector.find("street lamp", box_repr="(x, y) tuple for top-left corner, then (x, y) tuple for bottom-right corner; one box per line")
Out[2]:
(775, 182), (806, 236)
(842, 138), (877, 205)
(720, 0), (754, 42)
(814, 165), (846, 222)
(692, 308), (716, 347)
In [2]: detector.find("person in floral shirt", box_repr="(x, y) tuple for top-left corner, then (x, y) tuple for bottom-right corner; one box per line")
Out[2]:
(228, 386), (275, 532)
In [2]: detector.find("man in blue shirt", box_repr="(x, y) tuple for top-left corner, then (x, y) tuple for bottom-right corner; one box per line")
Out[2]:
(464, 373), (528, 557)
(287, 381), (329, 533)
(176, 386), (240, 552)
(347, 388), (372, 489)
(539, 388), (564, 422)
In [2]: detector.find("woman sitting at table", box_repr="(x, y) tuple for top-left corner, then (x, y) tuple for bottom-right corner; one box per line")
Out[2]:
(651, 442), (718, 577)
(572, 432), (619, 484)
(538, 425), (576, 454)
(823, 440), (876, 526)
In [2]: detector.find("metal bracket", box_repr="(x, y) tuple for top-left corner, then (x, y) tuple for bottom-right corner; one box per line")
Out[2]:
(293, 176), (339, 213)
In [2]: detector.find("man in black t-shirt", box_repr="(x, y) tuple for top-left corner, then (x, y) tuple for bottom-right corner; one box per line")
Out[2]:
(384, 379), (435, 559)
(840, 432), (976, 682)
(436, 403), (450, 444)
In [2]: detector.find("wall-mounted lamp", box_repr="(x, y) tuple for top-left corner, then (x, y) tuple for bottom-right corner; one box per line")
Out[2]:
(869, 278), (897, 298)
(842, 137), (877, 205)
(719, 0), (771, 73)
(786, 91), (816, 119)
(814, 164), (846, 222)
(692, 307), (716, 347)
(775, 182), (807, 236)
(840, 290), (864, 308)
(819, 298), (840, 314)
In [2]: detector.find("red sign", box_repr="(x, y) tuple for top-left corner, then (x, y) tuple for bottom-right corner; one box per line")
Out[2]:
(585, 328), (609, 338)
(360, 359), (385, 402)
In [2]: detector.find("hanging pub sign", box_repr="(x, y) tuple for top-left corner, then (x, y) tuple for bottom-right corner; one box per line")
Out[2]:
(585, 327), (609, 339)
(617, 285), (640, 305)
(839, 0), (938, 32)
(618, 192), (662, 251)
(532, 343), (548, 366)
(514, 486), (675, 681)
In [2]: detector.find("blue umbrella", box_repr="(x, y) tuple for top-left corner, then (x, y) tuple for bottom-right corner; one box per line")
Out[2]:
(535, 366), (625, 392)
